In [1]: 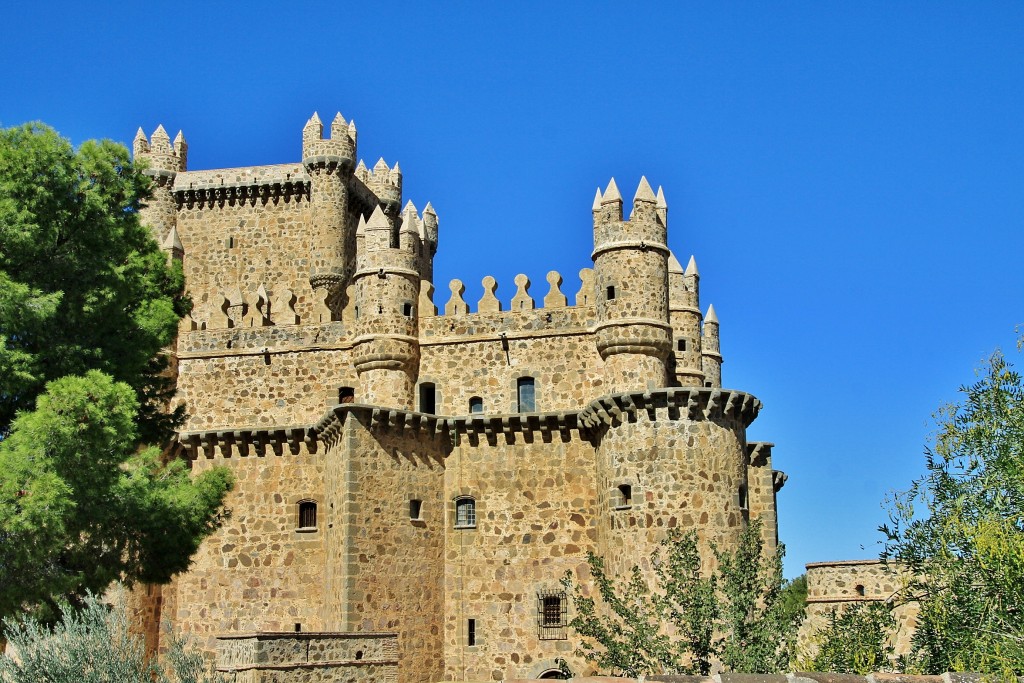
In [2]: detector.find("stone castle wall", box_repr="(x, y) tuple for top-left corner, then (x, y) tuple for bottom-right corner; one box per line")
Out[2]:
(129, 114), (784, 683)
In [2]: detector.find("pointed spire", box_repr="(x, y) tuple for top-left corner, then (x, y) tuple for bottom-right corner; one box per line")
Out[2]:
(656, 186), (667, 209)
(592, 188), (603, 211)
(602, 178), (622, 203)
(303, 112), (323, 144)
(668, 252), (684, 274)
(366, 204), (390, 229)
(423, 201), (436, 216)
(356, 159), (368, 173)
(633, 176), (657, 203)
(330, 112), (347, 138)
(685, 256), (699, 277)
(403, 199), (418, 216)
(308, 111), (322, 126)
(151, 124), (170, 143)
(373, 157), (389, 175)
(133, 128), (149, 156)
(162, 225), (183, 252)
(400, 199), (419, 236)
(172, 130), (186, 147)
(348, 119), (357, 136)
(705, 304), (718, 324)
(356, 213), (367, 236)
(389, 161), (402, 185)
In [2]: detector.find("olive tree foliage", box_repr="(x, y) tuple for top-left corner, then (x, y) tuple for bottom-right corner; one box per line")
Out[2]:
(0, 593), (226, 683)
(881, 341), (1024, 676)
(797, 602), (897, 674)
(0, 124), (232, 623)
(563, 519), (799, 676)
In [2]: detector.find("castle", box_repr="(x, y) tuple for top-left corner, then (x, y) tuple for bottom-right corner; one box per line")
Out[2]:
(130, 111), (787, 682)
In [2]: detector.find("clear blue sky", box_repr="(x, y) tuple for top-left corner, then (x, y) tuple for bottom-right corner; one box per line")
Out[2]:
(4, 2), (1023, 578)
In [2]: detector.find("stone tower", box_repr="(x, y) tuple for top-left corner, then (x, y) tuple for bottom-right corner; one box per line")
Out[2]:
(133, 125), (186, 246)
(303, 112), (357, 318)
(351, 203), (422, 408)
(592, 177), (672, 393)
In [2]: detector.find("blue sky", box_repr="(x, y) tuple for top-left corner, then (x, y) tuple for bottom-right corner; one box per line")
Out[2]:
(4, 2), (1023, 578)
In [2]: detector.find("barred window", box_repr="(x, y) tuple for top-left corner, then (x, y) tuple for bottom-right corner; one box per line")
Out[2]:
(454, 497), (476, 529)
(298, 500), (317, 530)
(537, 590), (567, 640)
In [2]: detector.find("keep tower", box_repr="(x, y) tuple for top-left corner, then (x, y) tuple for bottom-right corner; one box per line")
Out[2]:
(592, 177), (673, 392)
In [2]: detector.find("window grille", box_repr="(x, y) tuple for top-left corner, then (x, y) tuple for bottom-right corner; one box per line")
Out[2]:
(455, 497), (476, 529)
(536, 590), (567, 640)
(298, 500), (317, 530)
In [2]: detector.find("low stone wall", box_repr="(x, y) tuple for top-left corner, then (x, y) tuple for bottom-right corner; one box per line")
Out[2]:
(215, 631), (398, 683)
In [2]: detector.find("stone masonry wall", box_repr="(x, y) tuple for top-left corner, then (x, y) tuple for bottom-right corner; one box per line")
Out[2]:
(170, 444), (327, 655)
(799, 560), (918, 659)
(324, 414), (448, 683)
(443, 428), (600, 681)
(215, 631), (398, 683)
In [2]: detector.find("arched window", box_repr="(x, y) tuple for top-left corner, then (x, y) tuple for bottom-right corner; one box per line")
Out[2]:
(856, 584), (865, 597)
(517, 377), (535, 412)
(469, 396), (483, 413)
(419, 382), (436, 414)
(298, 500), (317, 530)
(454, 497), (476, 529)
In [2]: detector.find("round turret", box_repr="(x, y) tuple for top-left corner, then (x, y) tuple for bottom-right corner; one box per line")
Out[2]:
(351, 205), (423, 408)
(302, 112), (357, 308)
(133, 125), (186, 246)
(592, 177), (672, 392)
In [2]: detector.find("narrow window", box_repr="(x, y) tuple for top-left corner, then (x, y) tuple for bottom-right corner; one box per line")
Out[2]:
(455, 497), (476, 529)
(606, 285), (616, 301)
(517, 377), (535, 412)
(227, 236), (236, 249)
(615, 484), (632, 509)
(537, 590), (568, 640)
(677, 339), (686, 351)
(467, 619), (476, 646)
(468, 396), (483, 414)
(704, 381), (712, 387)
(298, 500), (317, 530)
(402, 302), (413, 317)
(419, 382), (436, 414)
(294, 623), (301, 633)
(738, 485), (748, 511)
(410, 499), (423, 521)
(338, 386), (355, 404)
(856, 584), (865, 597)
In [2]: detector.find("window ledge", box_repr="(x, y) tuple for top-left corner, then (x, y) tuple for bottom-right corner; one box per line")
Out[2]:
(295, 527), (318, 533)
(410, 519), (426, 527)
(453, 524), (477, 530)
(613, 505), (632, 511)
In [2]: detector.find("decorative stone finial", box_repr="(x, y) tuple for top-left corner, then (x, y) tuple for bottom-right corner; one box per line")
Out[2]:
(633, 176), (657, 203)
(366, 204), (390, 230)
(592, 188), (602, 211)
(685, 255), (699, 277)
(705, 304), (718, 324)
(601, 178), (622, 204)
(668, 252), (684, 274)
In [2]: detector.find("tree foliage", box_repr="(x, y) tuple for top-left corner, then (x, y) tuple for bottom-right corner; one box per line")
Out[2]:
(0, 593), (226, 683)
(0, 124), (231, 623)
(563, 519), (800, 676)
(882, 343), (1024, 676)
(798, 602), (896, 674)
(0, 373), (233, 621)
(0, 122), (188, 442)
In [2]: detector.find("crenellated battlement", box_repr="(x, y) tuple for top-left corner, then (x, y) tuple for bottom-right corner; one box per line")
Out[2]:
(355, 157), (402, 209)
(302, 111), (356, 171)
(134, 125), (187, 180)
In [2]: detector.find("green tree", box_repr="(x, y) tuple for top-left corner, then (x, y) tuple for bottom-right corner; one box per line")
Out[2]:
(0, 592), (226, 683)
(882, 343), (1024, 676)
(798, 602), (896, 674)
(563, 519), (798, 675)
(779, 574), (807, 627)
(0, 122), (187, 442)
(0, 373), (232, 620)
(0, 123), (231, 622)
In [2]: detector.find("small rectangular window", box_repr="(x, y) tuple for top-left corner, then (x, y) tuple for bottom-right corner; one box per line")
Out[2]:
(467, 618), (476, 646)
(419, 383), (436, 414)
(410, 499), (423, 521)
(517, 377), (535, 413)
(469, 396), (483, 414)
(537, 590), (567, 640)
(677, 339), (686, 351)
(606, 285), (616, 301)
(615, 484), (632, 509)
(298, 501), (317, 530)
(455, 498), (476, 529)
